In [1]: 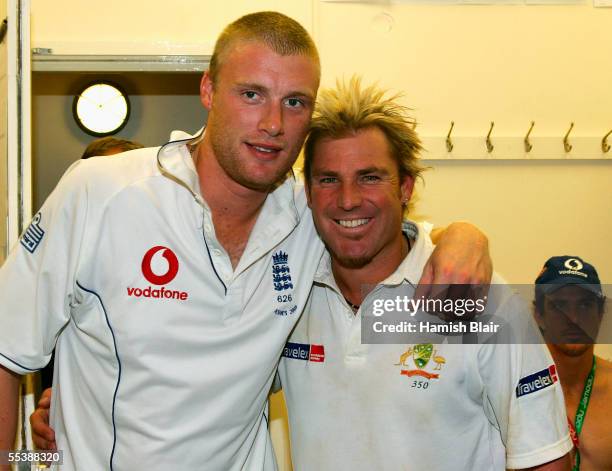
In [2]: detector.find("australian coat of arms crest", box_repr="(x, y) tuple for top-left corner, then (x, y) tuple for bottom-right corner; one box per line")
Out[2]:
(395, 343), (446, 380)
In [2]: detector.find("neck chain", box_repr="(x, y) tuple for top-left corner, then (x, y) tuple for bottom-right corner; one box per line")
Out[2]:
(344, 298), (360, 313)
(341, 234), (413, 314)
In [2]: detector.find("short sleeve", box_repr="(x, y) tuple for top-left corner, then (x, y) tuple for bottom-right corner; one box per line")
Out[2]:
(477, 310), (572, 469)
(0, 161), (90, 374)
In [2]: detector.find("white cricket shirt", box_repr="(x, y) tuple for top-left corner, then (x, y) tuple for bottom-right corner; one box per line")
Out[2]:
(278, 223), (572, 470)
(0, 130), (324, 470)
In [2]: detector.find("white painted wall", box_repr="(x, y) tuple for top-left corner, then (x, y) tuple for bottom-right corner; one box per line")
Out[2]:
(30, 0), (313, 54)
(315, 3), (611, 133)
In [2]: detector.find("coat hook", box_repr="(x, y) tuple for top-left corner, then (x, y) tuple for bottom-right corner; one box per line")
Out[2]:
(412, 120), (417, 130)
(486, 121), (494, 153)
(602, 128), (612, 153)
(446, 121), (454, 153)
(524, 121), (535, 153)
(563, 122), (574, 153)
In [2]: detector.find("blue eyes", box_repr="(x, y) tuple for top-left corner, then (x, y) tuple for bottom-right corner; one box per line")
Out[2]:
(361, 175), (380, 182)
(285, 98), (304, 108)
(240, 91), (305, 108)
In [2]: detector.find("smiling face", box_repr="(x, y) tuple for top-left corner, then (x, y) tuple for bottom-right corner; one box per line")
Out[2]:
(306, 127), (414, 269)
(536, 285), (604, 356)
(200, 40), (319, 191)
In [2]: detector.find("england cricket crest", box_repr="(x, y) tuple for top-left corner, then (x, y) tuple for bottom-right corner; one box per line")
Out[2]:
(272, 251), (293, 291)
(395, 343), (446, 381)
(272, 251), (297, 316)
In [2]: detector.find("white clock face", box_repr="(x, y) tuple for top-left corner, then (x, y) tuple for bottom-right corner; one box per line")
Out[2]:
(75, 83), (129, 135)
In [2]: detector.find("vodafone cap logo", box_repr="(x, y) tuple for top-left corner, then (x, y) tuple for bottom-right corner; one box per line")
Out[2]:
(141, 246), (179, 285)
(564, 258), (583, 271)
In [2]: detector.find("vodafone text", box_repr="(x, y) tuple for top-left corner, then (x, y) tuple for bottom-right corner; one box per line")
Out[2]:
(127, 285), (188, 301)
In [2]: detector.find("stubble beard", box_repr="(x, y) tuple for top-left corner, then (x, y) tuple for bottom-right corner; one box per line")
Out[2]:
(327, 244), (373, 270)
(208, 122), (293, 192)
(553, 343), (593, 357)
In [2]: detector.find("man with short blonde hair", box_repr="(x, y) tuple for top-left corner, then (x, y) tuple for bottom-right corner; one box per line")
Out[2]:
(208, 11), (320, 85)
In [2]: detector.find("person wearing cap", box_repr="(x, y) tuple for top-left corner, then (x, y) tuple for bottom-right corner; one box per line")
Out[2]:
(534, 256), (611, 471)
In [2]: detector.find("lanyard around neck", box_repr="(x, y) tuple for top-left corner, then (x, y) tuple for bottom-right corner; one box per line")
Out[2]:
(567, 355), (596, 471)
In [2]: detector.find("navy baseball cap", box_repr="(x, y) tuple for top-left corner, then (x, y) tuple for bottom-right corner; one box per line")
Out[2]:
(535, 255), (602, 297)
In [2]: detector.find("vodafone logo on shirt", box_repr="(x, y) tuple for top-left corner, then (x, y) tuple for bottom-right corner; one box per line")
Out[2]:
(127, 246), (189, 301)
(142, 246), (179, 285)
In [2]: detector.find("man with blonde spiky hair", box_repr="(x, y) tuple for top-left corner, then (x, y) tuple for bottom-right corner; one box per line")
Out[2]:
(276, 78), (572, 470)
(304, 76), (424, 187)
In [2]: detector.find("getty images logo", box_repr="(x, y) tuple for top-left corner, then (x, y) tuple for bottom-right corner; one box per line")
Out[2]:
(127, 246), (189, 301)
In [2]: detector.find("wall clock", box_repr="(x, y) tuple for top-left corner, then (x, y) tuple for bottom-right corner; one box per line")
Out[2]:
(73, 81), (130, 136)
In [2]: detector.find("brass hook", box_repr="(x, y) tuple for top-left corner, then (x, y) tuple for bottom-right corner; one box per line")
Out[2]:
(602, 128), (612, 153)
(524, 121), (535, 153)
(446, 121), (454, 153)
(563, 122), (574, 153)
(486, 121), (494, 153)
(412, 121), (417, 130)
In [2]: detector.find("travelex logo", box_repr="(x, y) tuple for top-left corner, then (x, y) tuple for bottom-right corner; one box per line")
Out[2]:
(516, 365), (558, 398)
(20, 212), (45, 253)
(127, 246), (189, 301)
(282, 342), (325, 363)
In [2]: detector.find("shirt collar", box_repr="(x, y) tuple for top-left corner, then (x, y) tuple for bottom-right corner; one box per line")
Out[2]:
(156, 128), (203, 202)
(156, 128), (299, 226)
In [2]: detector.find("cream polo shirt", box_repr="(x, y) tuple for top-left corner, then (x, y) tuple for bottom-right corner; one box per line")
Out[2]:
(0, 130), (324, 470)
(278, 222), (572, 471)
